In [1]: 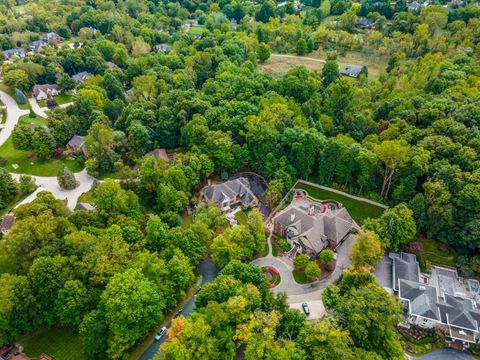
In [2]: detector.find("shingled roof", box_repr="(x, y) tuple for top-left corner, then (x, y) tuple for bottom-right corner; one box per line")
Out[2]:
(273, 201), (353, 254)
(439, 294), (480, 331)
(203, 177), (257, 207)
(399, 279), (441, 321)
(393, 252), (420, 291)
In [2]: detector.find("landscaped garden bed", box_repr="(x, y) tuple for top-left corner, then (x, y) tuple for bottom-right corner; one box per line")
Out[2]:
(263, 266), (281, 288)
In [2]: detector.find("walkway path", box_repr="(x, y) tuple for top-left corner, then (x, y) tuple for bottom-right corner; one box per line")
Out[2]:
(11, 169), (95, 210)
(0, 91), (29, 146)
(28, 97), (73, 118)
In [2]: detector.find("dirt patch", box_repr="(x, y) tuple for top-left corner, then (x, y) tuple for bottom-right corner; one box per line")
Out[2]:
(259, 54), (325, 74)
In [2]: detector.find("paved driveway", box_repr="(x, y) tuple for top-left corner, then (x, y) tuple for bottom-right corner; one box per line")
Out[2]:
(408, 349), (474, 359)
(252, 234), (355, 297)
(28, 97), (73, 118)
(11, 169), (95, 209)
(0, 90), (29, 146)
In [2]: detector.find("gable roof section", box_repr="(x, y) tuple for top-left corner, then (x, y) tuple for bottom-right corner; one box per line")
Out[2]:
(393, 252), (420, 291)
(204, 178), (257, 206)
(33, 84), (60, 97)
(68, 135), (84, 148)
(0, 213), (15, 232)
(399, 279), (441, 321)
(439, 294), (480, 331)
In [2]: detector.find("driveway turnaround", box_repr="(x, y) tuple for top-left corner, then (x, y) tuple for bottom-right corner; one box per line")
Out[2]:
(11, 169), (95, 209)
(252, 233), (355, 297)
(0, 90), (29, 146)
(28, 97), (73, 118)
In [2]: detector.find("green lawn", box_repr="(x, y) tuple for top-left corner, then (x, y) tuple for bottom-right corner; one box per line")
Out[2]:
(262, 241), (269, 257)
(38, 95), (72, 107)
(234, 210), (248, 225)
(0, 137), (83, 176)
(293, 269), (307, 284)
(188, 25), (206, 35)
(295, 183), (385, 224)
(416, 235), (457, 268)
(77, 189), (95, 204)
(20, 326), (86, 360)
(19, 113), (46, 126)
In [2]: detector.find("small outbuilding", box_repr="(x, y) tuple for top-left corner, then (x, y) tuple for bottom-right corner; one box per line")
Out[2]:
(67, 135), (88, 155)
(0, 212), (15, 234)
(149, 148), (171, 164)
(340, 65), (368, 78)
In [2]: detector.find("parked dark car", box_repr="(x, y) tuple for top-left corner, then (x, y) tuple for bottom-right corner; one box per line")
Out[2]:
(175, 308), (184, 317)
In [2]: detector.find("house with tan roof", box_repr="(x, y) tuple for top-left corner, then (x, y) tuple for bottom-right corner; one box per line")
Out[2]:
(273, 197), (354, 258)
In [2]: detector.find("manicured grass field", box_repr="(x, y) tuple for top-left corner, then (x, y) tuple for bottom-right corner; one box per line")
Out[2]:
(295, 183), (385, 224)
(19, 113), (45, 126)
(38, 94), (72, 108)
(188, 25), (206, 35)
(234, 210), (248, 225)
(0, 137), (83, 176)
(292, 269), (307, 284)
(20, 326), (86, 360)
(416, 235), (457, 268)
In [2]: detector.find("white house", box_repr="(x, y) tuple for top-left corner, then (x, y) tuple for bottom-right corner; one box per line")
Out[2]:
(32, 84), (61, 100)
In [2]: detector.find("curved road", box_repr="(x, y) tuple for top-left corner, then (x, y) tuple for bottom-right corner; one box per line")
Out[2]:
(0, 90), (29, 146)
(139, 258), (219, 360)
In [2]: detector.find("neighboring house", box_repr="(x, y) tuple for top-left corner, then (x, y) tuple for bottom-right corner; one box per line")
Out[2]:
(75, 202), (97, 212)
(377, 252), (480, 345)
(154, 43), (171, 53)
(11, 353), (52, 360)
(44, 32), (62, 44)
(407, 1), (428, 11)
(32, 84), (61, 100)
(273, 197), (354, 258)
(3, 48), (26, 60)
(357, 17), (375, 29)
(30, 40), (48, 53)
(340, 65), (368, 78)
(203, 177), (259, 210)
(107, 61), (118, 70)
(149, 148), (171, 164)
(67, 134), (87, 155)
(68, 41), (83, 50)
(72, 71), (90, 83)
(0, 212), (15, 234)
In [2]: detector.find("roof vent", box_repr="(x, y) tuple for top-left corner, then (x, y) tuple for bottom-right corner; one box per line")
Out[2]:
(290, 214), (295, 222)
(419, 286), (426, 290)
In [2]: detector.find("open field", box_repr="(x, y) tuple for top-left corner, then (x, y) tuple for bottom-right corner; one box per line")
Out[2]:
(296, 182), (385, 224)
(259, 52), (385, 80)
(19, 326), (86, 360)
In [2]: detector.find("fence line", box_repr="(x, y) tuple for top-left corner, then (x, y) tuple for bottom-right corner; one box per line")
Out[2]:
(295, 179), (389, 209)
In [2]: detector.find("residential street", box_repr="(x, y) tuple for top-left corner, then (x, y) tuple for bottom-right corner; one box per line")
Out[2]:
(0, 90), (29, 147)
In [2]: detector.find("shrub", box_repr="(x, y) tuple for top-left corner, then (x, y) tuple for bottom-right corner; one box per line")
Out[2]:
(305, 261), (321, 282)
(57, 167), (78, 189)
(278, 238), (291, 252)
(15, 88), (27, 104)
(320, 249), (335, 268)
(405, 242), (424, 258)
(294, 254), (309, 270)
(19, 175), (36, 195)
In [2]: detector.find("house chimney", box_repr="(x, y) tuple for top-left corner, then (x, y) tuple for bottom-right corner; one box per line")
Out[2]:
(290, 214), (295, 222)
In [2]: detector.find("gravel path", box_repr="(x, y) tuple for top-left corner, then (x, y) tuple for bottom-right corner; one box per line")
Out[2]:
(0, 90), (29, 146)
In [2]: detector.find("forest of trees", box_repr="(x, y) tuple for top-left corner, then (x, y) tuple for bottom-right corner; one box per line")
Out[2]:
(0, 0), (480, 358)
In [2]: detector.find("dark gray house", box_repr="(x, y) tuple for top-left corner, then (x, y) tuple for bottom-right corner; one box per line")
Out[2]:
(203, 178), (259, 210)
(340, 65), (368, 78)
(3, 48), (26, 60)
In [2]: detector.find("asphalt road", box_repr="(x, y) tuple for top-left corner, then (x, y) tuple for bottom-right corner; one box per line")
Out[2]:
(139, 257), (219, 360)
(412, 349), (474, 360)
